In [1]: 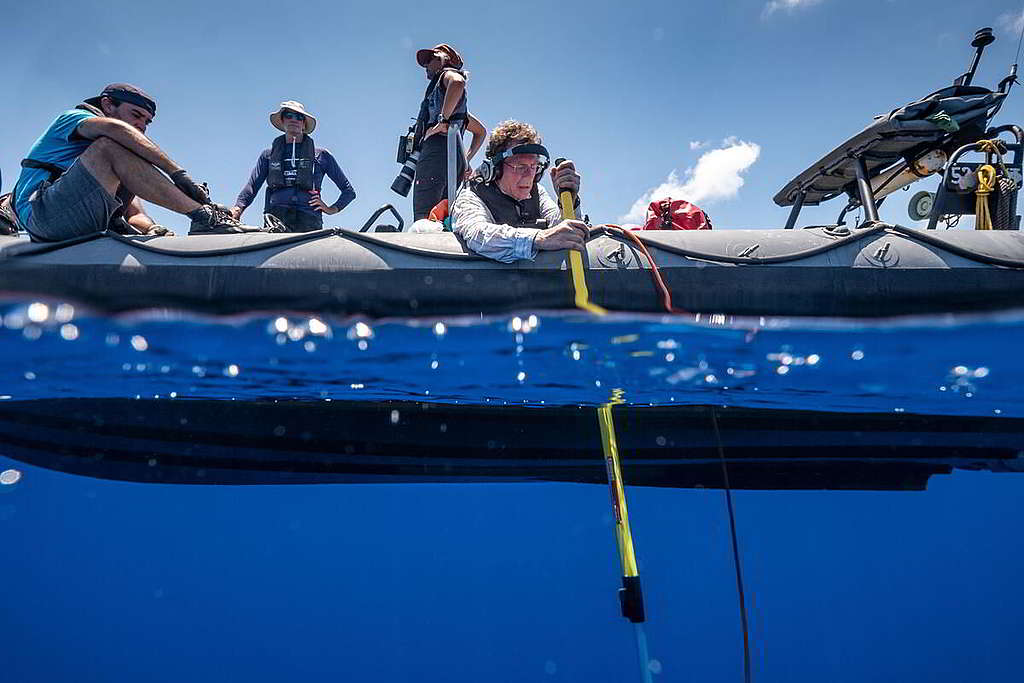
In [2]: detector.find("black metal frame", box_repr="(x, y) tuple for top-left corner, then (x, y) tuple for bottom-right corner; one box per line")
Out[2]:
(783, 153), (883, 229)
(925, 125), (1023, 230)
(783, 192), (805, 229)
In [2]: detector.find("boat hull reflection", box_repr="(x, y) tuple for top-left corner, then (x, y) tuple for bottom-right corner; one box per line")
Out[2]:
(0, 398), (1021, 490)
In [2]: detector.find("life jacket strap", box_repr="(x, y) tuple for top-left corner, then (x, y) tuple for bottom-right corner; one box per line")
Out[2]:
(21, 158), (67, 183)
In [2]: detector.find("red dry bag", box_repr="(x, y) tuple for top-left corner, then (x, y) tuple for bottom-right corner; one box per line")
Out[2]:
(639, 197), (712, 230)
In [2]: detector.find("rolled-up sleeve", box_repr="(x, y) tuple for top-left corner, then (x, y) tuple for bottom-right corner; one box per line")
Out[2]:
(452, 187), (540, 263)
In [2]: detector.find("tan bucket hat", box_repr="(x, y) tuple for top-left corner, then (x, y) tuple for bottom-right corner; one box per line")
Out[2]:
(415, 43), (464, 70)
(269, 100), (317, 134)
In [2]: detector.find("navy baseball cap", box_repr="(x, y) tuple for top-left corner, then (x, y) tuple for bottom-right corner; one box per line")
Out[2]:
(84, 83), (157, 116)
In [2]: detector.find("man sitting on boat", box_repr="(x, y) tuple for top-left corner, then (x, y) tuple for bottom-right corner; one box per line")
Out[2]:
(451, 119), (587, 262)
(231, 101), (356, 232)
(11, 83), (245, 241)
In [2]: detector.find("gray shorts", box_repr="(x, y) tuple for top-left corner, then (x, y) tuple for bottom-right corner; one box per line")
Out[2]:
(23, 159), (120, 242)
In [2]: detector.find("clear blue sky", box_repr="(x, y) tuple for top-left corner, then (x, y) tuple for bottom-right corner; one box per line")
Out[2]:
(3, 0), (1022, 230)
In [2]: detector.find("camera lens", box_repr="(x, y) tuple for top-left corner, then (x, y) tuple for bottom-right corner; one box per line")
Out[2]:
(390, 151), (420, 197)
(391, 172), (412, 196)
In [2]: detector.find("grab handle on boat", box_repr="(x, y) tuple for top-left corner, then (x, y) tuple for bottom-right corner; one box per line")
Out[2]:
(358, 204), (405, 233)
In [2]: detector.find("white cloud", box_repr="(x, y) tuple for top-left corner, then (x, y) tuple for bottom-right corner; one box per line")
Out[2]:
(621, 138), (761, 224)
(689, 140), (709, 150)
(763, 0), (823, 18)
(999, 9), (1024, 34)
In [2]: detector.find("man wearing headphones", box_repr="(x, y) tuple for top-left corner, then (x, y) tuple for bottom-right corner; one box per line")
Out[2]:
(451, 120), (586, 262)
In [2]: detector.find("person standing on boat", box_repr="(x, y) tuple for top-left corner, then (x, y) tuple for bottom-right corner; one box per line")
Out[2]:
(231, 101), (356, 232)
(451, 119), (586, 262)
(411, 43), (487, 220)
(11, 83), (245, 241)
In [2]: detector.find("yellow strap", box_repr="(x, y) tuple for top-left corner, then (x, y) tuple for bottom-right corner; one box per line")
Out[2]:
(560, 191), (607, 315)
(977, 139), (1012, 179)
(598, 389), (639, 578)
(978, 139), (1003, 157)
(976, 164), (996, 231)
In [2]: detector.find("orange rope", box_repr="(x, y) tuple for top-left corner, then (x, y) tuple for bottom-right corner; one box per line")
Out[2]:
(603, 225), (688, 314)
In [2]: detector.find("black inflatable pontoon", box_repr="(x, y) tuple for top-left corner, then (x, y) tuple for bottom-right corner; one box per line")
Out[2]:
(1, 398), (1022, 490)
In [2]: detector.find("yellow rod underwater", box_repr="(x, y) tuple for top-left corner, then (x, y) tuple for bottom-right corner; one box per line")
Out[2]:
(598, 390), (654, 683)
(597, 389), (644, 622)
(555, 158), (606, 315)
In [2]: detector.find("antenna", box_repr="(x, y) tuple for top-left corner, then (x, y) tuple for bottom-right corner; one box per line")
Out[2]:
(1001, 10), (1024, 95)
(955, 27), (995, 87)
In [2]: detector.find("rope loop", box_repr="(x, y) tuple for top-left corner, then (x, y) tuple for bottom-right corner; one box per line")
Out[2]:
(976, 164), (997, 230)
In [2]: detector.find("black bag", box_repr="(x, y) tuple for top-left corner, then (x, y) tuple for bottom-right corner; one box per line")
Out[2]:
(396, 126), (416, 164)
(0, 193), (19, 236)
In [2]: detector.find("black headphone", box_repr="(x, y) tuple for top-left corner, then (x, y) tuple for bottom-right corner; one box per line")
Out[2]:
(476, 143), (550, 184)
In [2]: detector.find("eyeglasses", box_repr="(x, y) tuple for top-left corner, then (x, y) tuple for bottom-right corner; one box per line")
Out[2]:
(503, 162), (542, 176)
(282, 111), (306, 122)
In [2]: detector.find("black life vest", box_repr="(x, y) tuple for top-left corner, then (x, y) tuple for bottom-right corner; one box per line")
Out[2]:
(469, 181), (546, 229)
(267, 135), (316, 191)
(414, 67), (468, 145)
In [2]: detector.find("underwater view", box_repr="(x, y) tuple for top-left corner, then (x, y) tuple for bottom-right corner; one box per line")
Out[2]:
(1, 302), (1021, 682)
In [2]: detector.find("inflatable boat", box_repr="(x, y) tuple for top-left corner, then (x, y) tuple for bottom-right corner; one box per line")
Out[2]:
(2, 398), (1022, 490)
(0, 29), (1022, 319)
(4, 219), (1024, 318)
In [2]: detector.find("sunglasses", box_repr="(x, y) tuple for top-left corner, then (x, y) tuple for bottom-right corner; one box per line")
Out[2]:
(503, 161), (543, 176)
(282, 111), (306, 122)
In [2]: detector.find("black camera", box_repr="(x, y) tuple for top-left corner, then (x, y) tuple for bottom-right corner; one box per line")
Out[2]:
(391, 127), (419, 197)
(391, 150), (420, 197)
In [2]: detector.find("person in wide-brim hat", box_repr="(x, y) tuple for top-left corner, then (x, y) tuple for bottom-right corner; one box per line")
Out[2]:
(269, 100), (317, 135)
(231, 99), (355, 233)
(415, 43), (464, 70)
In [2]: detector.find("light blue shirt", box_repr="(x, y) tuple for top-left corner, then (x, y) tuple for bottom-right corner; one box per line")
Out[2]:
(14, 109), (97, 222)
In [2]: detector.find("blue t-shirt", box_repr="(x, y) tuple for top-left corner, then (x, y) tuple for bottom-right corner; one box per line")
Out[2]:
(14, 109), (97, 222)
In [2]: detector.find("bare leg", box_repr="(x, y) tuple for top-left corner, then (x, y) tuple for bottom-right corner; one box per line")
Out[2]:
(79, 137), (202, 215)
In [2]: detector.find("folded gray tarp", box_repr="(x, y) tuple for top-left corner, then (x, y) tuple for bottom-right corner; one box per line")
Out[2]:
(774, 85), (1006, 207)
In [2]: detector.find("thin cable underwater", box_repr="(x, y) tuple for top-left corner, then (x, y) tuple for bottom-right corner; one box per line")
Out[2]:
(710, 408), (753, 683)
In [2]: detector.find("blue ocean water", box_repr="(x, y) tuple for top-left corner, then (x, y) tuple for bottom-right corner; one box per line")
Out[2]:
(1, 302), (1022, 682)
